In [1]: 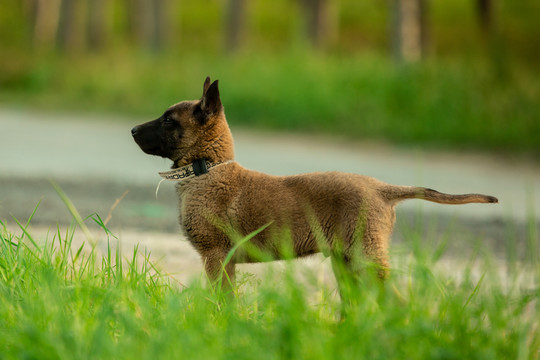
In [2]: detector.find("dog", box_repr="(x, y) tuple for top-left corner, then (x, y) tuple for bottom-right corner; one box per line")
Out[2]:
(132, 76), (498, 297)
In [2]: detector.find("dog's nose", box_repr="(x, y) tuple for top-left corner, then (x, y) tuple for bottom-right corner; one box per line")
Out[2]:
(131, 126), (138, 136)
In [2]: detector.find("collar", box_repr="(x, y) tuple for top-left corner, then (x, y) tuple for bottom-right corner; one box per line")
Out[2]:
(158, 159), (230, 181)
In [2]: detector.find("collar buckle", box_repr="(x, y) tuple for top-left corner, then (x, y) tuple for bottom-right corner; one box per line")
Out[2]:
(192, 158), (208, 176)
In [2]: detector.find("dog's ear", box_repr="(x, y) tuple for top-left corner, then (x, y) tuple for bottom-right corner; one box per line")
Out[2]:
(202, 76), (211, 97)
(200, 79), (222, 120)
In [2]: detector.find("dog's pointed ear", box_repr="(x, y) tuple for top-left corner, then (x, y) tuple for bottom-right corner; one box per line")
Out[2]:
(200, 79), (222, 118)
(202, 76), (211, 97)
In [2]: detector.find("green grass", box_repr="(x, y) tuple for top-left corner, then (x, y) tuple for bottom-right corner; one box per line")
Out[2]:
(1, 201), (538, 359)
(1, 52), (539, 155)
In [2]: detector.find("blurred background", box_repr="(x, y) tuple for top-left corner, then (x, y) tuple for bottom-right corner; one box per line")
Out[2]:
(0, 0), (539, 153)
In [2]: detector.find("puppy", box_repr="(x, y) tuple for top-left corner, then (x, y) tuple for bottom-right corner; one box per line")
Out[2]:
(132, 77), (498, 295)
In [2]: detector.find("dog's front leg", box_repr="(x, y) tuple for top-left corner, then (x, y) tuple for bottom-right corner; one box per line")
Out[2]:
(202, 249), (236, 294)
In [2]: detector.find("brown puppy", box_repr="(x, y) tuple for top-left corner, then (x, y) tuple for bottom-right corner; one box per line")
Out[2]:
(132, 77), (498, 294)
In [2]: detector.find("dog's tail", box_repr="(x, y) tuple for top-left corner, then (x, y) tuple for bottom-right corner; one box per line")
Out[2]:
(382, 186), (498, 205)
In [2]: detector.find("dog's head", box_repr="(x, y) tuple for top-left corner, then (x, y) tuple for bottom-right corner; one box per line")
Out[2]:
(131, 77), (234, 167)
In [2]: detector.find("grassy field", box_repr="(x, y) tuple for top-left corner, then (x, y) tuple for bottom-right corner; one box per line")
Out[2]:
(1, 204), (538, 360)
(1, 52), (539, 155)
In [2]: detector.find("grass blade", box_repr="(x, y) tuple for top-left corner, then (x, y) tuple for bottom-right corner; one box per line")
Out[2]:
(223, 221), (273, 267)
(50, 180), (95, 244)
(463, 272), (486, 309)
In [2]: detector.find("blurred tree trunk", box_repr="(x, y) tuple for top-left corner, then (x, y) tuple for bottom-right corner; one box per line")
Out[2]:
(476, 0), (493, 34)
(124, 0), (136, 43)
(391, 0), (428, 62)
(127, 0), (168, 51)
(476, 0), (508, 81)
(132, 0), (152, 46)
(57, 0), (86, 53)
(299, 0), (339, 49)
(226, 0), (245, 52)
(29, 0), (61, 50)
(87, 0), (106, 50)
(57, 0), (76, 51)
(150, 0), (169, 51)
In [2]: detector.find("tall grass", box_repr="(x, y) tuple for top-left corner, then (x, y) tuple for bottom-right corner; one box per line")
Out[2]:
(1, 199), (538, 359)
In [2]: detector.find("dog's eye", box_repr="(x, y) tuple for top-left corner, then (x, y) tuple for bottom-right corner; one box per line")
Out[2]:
(163, 116), (173, 124)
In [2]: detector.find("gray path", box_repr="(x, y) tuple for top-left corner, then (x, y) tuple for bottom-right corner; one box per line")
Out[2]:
(1, 108), (538, 223)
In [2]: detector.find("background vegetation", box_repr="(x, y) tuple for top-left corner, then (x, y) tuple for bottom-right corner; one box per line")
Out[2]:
(1, 0), (539, 154)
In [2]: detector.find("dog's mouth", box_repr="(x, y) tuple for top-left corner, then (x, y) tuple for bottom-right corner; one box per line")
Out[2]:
(140, 145), (163, 156)
(132, 135), (169, 158)
(138, 143), (169, 158)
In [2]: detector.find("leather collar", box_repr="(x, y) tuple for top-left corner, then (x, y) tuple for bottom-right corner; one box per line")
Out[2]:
(158, 159), (231, 181)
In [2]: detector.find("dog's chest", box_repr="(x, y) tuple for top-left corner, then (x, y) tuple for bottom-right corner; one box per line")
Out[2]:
(174, 177), (238, 252)
(175, 182), (198, 225)
(175, 178), (231, 228)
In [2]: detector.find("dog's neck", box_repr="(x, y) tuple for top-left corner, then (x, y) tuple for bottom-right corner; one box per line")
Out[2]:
(172, 124), (235, 169)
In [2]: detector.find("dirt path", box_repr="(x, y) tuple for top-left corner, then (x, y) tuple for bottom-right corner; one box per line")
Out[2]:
(1, 108), (538, 283)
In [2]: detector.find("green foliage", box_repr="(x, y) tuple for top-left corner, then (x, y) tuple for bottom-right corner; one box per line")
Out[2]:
(0, 203), (538, 359)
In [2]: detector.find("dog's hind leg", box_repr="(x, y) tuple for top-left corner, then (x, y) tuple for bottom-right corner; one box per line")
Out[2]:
(331, 219), (392, 318)
(331, 250), (389, 319)
(360, 234), (391, 281)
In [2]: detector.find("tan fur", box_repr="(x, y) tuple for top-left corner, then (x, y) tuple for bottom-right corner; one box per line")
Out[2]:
(132, 77), (498, 294)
